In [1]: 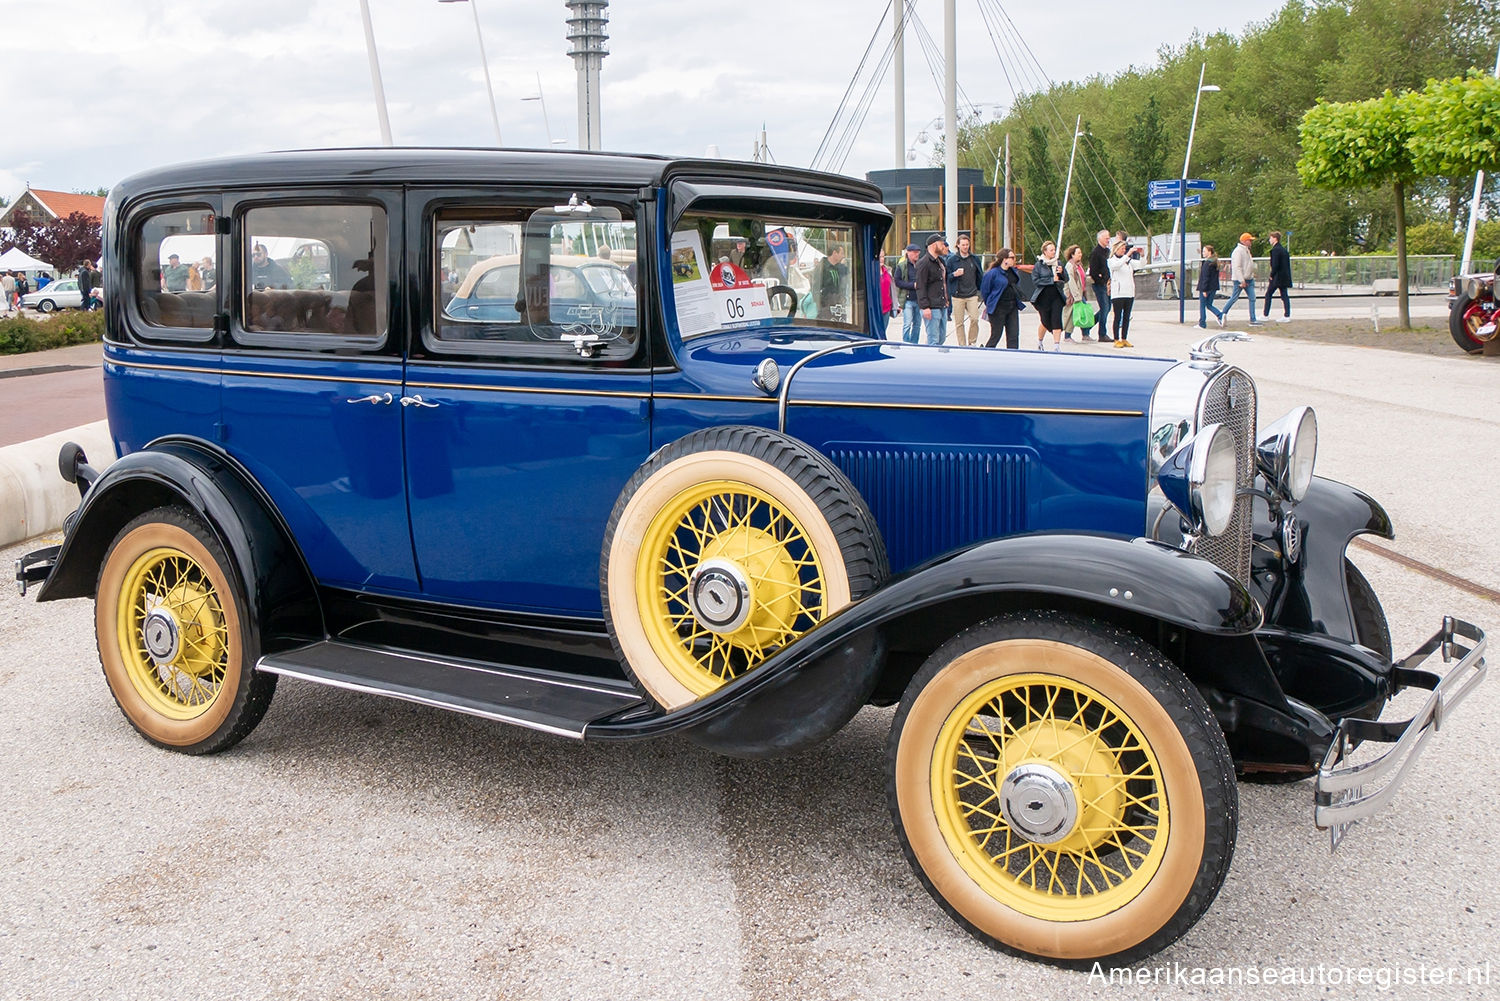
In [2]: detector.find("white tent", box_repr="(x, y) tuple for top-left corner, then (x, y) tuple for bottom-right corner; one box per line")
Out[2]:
(0, 247), (54, 272)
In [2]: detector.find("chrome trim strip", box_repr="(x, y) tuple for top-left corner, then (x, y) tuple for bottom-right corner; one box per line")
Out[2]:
(795, 399), (1144, 417)
(255, 661), (587, 738)
(107, 359), (224, 378)
(404, 380), (645, 399)
(654, 392), (772, 404)
(111, 358), (406, 387)
(1314, 617), (1487, 848)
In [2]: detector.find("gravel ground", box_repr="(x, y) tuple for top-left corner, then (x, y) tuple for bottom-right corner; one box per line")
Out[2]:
(2, 321), (1496, 1000)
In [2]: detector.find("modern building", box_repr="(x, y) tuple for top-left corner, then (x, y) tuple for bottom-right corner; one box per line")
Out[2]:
(864, 167), (1023, 260)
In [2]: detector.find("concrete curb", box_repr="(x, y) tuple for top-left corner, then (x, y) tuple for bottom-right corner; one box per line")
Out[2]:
(0, 421), (114, 547)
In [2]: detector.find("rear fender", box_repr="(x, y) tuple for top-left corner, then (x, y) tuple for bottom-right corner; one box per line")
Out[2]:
(34, 436), (322, 654)
(587, 533), (1263, 756)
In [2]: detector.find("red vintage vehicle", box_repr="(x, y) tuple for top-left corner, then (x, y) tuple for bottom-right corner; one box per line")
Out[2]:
(1448, 257), (1499, 353)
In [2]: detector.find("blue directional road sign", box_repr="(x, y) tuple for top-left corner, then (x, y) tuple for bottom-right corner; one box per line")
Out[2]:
(1184, 193), (1202, 207)
(1148, 179), (1183, 194)
(1148, 194), (1182, 211)
(1185, 178), (1216, 191)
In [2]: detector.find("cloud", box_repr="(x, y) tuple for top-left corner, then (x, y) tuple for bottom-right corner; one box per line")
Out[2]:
(2, 0), (1284, 199)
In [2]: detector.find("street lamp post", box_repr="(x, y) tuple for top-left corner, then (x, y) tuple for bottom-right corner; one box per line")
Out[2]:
(1174, 63), (1219, 323)
(438, 0), (504, 146)
(521, 73), (568, 146)
(357, 0), (393, 145)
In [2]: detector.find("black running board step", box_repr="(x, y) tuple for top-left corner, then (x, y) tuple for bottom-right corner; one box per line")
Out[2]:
(256, 641), (644, 738)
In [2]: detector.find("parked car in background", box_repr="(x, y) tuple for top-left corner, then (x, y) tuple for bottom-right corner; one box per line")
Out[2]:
(14, 148), (1486, 969)
(21, 278), (84, 312)
(442, 253), (637, 335)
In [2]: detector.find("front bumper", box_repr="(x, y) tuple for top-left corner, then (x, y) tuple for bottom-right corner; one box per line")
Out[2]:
(14, 545), (60, 597)
(1315, 617), (1486, 849)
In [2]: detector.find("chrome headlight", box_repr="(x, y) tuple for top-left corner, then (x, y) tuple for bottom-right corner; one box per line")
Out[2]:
(1256, 406), (1318, 502)
(1157, 423), (1238, 536)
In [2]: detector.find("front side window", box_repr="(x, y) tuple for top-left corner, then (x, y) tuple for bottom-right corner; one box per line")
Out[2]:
(241, 203), (387, 339)
(671, 212), (865, 339)
(135, 206), (218, 331)
(432, 200), (638, 361)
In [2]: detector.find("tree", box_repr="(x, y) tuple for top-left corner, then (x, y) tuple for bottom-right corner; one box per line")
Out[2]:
(1298, 91), (1418, 326)
(2, 210), (103, 270)
(1406, 72), (1500, 176)
(1122, 96), (1170, 231)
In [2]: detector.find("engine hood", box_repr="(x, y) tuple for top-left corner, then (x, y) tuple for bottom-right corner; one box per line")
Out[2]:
(678, 332), (1175, 416)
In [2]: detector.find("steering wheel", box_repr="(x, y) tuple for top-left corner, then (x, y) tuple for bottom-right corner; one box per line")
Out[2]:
(766, 284), (798, 319)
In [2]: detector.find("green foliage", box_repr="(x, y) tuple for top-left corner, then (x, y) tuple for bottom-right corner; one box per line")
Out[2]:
(1407, 72), (1500, 175)
(1298, 90), (1416, 188)
(954, 0), (1499, 255)
(0, 309), (105, 355)
(1122, 96), (1171, 228)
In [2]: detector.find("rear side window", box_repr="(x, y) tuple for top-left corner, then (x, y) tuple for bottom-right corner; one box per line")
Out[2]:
(136, 206), (218, 332)
(240, 203), (388, 341)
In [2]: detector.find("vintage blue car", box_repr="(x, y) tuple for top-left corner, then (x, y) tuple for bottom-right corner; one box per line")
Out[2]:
(14, 149), (1485, 967)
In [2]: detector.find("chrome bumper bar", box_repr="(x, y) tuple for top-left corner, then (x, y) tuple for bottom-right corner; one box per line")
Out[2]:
(1315, 617), (1487, 849)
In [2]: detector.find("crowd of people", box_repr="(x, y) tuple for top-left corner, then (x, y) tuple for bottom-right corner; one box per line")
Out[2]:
(883, 228), (1293, 350)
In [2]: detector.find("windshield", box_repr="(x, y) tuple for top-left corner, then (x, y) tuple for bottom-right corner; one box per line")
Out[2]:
(672, 212), (866, 339)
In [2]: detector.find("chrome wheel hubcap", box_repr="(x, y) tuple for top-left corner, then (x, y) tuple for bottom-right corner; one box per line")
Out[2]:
(999, 762), (1080, 844)
(688, 558), (752, 634)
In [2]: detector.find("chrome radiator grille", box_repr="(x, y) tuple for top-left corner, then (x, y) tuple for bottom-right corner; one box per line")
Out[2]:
(1195, 367), (1256, 584)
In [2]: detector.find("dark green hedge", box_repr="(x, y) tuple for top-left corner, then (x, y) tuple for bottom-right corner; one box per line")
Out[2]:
(0, 310), (105, 355)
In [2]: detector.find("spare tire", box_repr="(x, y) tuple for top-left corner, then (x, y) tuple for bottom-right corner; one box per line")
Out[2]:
(601, 426), (887, 710)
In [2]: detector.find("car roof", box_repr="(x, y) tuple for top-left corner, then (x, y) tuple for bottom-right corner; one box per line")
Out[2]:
(109, 148), (884, 205)
(453, 253), (619, 298)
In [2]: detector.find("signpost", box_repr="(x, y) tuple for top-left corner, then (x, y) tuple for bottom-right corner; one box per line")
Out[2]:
(1150, 178), (1215, 323)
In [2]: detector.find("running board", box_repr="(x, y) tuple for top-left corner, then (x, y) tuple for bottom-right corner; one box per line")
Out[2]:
(256, 641), (644, 738)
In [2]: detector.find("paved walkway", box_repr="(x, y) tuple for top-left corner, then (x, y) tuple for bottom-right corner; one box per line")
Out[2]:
(0, 343), (105, 448)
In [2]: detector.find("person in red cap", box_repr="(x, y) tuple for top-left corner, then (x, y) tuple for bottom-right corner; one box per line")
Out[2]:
(1218, 232), (1262, 326)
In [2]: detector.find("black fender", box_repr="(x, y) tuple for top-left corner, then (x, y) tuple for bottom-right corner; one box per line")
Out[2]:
(586, 532), (1262, 756)
(34, 436), (323, 655)
(1255, 474), (1393, 643)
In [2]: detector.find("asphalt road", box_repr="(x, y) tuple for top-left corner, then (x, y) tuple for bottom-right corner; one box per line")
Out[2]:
(1, 315), (1496, 1000)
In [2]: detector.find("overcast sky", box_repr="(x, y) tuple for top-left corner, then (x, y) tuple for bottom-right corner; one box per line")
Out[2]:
(1, 0), (1287, 203)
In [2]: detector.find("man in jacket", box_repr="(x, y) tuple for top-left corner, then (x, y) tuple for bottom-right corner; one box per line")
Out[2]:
(915, 233), (950, 345)
(77, 262), (94, 311)
(945, 234), (982, 345)
(1219, 232), (1261, 326)
(1088, 229), (1114, 342)
(891, 243), (923, 343)
(1263, 230), (1292, 322)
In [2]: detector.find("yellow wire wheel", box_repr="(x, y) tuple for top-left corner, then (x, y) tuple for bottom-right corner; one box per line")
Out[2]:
(95, 507), (273, 753)
(603, 427), (887, 710)
(888, 612), (1237, 965)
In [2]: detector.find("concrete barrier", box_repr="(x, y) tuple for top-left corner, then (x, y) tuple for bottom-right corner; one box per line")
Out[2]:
(0, 421), (115, 547)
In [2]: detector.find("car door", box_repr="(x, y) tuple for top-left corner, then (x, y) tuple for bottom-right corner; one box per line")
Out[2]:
(402, 189), (652, 615)
(218, 189), (418, 592)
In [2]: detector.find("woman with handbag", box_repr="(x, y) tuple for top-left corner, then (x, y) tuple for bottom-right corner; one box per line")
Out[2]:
(1029, 241), (1067, 350)
(980, 249), (1024, 349)
(1061, 244), (1094, 342)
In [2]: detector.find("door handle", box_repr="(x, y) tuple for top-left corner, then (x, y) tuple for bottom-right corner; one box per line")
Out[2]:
(400, 394), (440, 408)
(345, 392), (393, 405)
